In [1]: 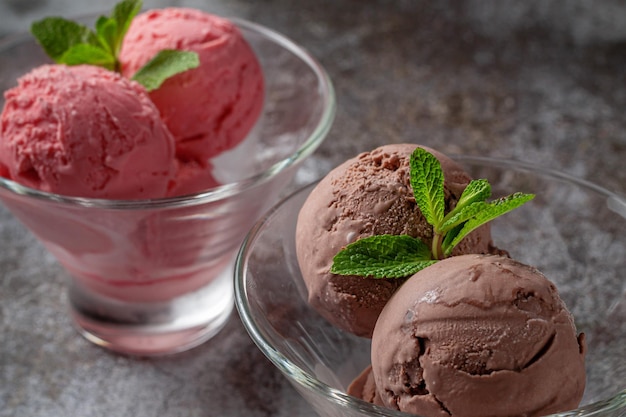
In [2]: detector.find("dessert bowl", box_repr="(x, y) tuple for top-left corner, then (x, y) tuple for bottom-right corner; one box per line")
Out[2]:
(235, 155), (626, 417)
(0, 17), (335, 355)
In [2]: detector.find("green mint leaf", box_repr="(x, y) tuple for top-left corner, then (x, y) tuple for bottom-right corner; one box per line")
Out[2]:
(131, 50), (200, 91)
(331, 235), (436, 279)
(441, 223), (464, 254)
(30, 0), (142, 71)
(439, 201), (488, 233)
(455, 179), (492, 210)
(110, 0), (142, 55)
(88, 0), (142, 70)
(31, 17), (99, 61)
(58, 44), (116, 70)
(95, 16), (118, 55)
(442, 192), (535, 256)
(410, 147), (445, 230)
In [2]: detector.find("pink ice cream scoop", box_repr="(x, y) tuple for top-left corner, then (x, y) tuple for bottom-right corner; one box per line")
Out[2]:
(0, 64), (176, 199)
(119, 8), (265, 163)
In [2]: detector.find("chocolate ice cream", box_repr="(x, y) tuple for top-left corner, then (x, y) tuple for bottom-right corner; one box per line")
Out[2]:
(371, 254), (586, 417)
(347, 365), (384, 406)
(296, 144), (498, 337)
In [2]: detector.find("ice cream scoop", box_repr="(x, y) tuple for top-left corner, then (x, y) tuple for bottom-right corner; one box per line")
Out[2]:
(0, 64), (176, 199)
(371, 254), (586, 417)
(120, 8), (265, 163)
(347, 365), (384, 406)
(168, 159), (219, 197)
(296, 144), (499, 337)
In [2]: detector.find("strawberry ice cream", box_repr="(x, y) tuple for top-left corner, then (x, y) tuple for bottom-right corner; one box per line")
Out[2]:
(168, 159), (219, 197)
(0, 8), (268, 306)
(0, 64), (176, 199)
(0, 63), (246, 304)
(120, 8), (265, 163)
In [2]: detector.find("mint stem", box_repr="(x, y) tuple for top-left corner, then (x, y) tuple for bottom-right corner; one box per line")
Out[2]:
(432, 232), (444, 260)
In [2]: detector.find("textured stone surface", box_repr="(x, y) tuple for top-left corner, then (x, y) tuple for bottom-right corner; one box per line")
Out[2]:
(1, 0), (625, 416)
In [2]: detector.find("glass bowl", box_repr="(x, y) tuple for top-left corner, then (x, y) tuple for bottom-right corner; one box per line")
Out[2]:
(0, 17), (335, 355)
(235, 155), (626, 417)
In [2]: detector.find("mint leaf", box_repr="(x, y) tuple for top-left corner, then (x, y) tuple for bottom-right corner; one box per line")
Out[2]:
(59, 44), (116, 69)
(410, 147), (445, 229)
(440, 179), (491, 233)
(441, 223), (464, 254)
(30, 0), (198, 90)
(132, 50), (200, 91)
(94, 0), (141, 68)
(95, 16), (118, 55)
(330, 235), (436, 279)
(31, 17), (98, 61)
(30, 0), (141, 72)
(110, 0), (142, 55)
(439, 201), (488, 233)
(442, 192), (535, 256)
(455, 179), (491, 210)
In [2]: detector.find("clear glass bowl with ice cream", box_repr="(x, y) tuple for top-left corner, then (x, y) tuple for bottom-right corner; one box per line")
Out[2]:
(235, 145), (626, 417)
(0, 8), (335, 355)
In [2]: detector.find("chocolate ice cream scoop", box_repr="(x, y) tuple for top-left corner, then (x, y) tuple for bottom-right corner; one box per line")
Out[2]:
(347, 365), (384, 406)
(371, 254), (586, 417)
(295, 144), (498, 337)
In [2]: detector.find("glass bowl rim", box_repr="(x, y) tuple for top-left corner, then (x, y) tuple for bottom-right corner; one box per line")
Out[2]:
(234, 154), (626, 417)
(0, 17), (336, 210)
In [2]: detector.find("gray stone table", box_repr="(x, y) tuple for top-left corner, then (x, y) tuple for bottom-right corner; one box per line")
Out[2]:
(1, 1), (626, 416)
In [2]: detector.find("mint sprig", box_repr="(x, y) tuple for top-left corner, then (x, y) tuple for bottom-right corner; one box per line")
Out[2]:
(131, 50), (200, 91)
(31, 0), (141, 71)
(331, 235), (437, 278)
(330, 148), (535, 278)
(30, 17), (100, 62)
(30, 0), (199, 91)
(409, 148), (445, 228)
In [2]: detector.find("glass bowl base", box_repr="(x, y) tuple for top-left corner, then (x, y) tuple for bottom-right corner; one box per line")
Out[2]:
(68, 264), (234, 356)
